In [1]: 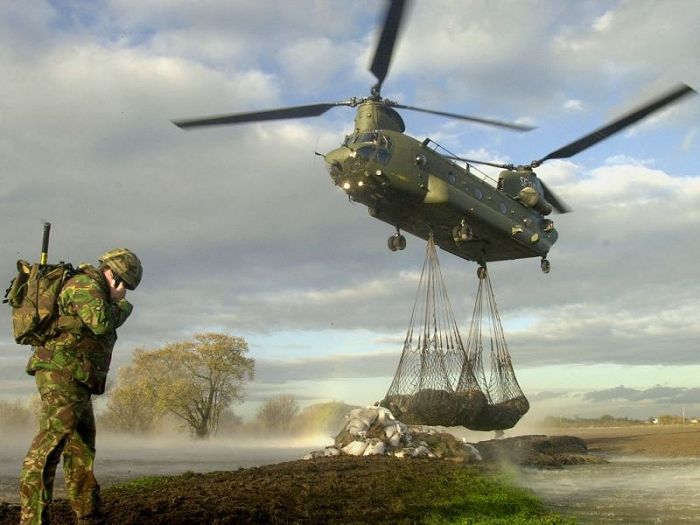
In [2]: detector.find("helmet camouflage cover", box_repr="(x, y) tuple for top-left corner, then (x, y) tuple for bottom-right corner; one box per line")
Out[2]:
(98, 248), (142, 290)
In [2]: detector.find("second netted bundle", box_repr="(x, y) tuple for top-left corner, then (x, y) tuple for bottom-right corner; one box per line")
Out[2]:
(456, 268), (529, 430)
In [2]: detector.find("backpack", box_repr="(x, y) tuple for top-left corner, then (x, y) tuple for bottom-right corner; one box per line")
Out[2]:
(3, 260), (76, 346)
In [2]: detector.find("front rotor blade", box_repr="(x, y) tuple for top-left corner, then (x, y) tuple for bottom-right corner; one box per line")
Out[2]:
(540, 179), (571, 214)
(535, 83), (697, 165)
(370, 0), (408, 95)
(172, 102), (349, 129)
(393, 103), (535, 132)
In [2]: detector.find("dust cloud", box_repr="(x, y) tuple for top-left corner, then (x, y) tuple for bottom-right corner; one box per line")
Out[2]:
(0, 429), (333, 504)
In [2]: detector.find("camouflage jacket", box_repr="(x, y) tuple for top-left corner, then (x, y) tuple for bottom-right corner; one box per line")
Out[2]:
(26, 264), (133, 394)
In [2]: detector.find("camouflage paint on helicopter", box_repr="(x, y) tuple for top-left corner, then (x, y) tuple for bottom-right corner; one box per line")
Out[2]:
(323, 99), (559, 269)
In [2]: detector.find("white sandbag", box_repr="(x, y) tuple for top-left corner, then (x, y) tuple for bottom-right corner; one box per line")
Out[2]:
(347, 419), (368, 435)
(464, 443), (482, 461)
(383, 422), (405, 448)
(349, 407), (378, 427)
(363, 440), (386, 456)
(301, 450), (325, 460)
(375, 406), (395, 425)
(411, 445), (430, 458)
(341, 440), (369, 456)
(388, 432), (402, 448)
(324, 446), (341, 457)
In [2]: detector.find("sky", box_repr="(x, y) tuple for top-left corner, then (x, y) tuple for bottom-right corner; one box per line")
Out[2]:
(1, 0), (699, 428)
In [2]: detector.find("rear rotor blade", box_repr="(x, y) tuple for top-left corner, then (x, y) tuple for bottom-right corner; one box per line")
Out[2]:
(173, 102), (350, 129)
(534, 83), (697, 165)
(393, 103), (534, 132)
(370, 0), (408, 96)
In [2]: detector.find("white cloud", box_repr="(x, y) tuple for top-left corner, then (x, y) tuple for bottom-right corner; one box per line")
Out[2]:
(564, 99), (584, 111)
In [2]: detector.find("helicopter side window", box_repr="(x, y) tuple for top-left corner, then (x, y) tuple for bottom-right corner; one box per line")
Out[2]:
(474, 188), (484, 200)
(448, 172), (457, 185)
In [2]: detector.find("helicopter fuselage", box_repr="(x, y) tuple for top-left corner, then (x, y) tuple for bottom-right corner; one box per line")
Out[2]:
(324, 101), (558, 265)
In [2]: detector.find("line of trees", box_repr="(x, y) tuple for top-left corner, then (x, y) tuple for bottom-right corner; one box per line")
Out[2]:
(97, 332), (356, 439)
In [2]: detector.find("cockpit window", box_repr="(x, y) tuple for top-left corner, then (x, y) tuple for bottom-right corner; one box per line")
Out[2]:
(355, 131), (378, 144)
(355, 145), (375, 160)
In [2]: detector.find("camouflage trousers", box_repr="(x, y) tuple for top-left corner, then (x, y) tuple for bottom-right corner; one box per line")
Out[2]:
(20, 369), (102, 525)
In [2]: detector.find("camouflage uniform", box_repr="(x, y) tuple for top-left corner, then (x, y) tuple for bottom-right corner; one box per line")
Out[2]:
(20, 264), (133, 525)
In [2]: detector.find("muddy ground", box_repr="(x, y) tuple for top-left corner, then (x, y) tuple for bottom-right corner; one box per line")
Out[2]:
(0, 456), (512, 525)
(1, 425), (698, 524)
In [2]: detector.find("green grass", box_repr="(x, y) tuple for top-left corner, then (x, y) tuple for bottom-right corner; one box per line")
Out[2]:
(390, 466), (576, 525)
(111, 474), (179, 492)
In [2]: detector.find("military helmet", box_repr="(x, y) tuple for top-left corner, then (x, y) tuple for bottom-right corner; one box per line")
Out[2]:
(99, 248), (143, 290)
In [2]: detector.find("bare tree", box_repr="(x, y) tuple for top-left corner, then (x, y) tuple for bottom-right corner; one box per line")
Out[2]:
(256, 394), (300, 433)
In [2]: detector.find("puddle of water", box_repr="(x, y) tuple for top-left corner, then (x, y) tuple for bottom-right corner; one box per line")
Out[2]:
(517, 456), (700, 524)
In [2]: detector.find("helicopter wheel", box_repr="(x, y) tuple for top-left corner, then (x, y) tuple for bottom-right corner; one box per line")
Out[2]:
(388, 233), (406, 252)
(540, 258), (551, 274)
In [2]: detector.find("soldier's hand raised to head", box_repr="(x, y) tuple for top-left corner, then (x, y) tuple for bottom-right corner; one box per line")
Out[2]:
(103, 268), (127, 301)
(109, 279), (127, 301)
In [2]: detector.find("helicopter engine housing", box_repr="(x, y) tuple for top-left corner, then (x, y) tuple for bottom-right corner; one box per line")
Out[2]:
(499, 169), (553, 215)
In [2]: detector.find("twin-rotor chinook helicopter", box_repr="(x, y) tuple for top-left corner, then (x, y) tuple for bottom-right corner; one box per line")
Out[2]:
(173, 0), (696, 274)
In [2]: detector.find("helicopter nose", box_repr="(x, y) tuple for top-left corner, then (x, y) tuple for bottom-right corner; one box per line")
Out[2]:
(324, 146), (351, 182)
(324, 146), (371, 194)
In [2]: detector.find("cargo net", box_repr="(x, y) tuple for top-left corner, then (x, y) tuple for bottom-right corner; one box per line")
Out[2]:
(381, 236), (486, 427)
(455, 267), (529, 431)
(381, 237), (528, 431)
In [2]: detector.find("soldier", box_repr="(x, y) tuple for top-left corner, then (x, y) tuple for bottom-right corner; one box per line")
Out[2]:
(19, 248), (143, 525)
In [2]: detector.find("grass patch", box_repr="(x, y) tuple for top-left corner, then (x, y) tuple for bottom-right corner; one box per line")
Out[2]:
(111, 474), (179, 492)
(386, 465), (575, 525)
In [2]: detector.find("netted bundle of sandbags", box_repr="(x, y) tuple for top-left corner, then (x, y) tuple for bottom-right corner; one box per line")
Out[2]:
(455, 268), (529, 431)
(381, 237), (528, 431)
(467, 396), (530, 431)
(381, 236), (478, 427)
(381, 388), (488, 427)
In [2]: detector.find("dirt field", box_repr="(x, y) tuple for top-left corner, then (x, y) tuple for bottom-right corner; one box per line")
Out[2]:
(548, 424), (700, 458)
(0, 455), (562, 525)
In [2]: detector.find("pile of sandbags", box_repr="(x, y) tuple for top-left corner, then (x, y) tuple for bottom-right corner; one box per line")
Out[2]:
(302, 406), (482, 463)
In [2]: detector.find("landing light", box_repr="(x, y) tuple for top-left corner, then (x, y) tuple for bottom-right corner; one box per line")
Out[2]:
(342, 182), (351, 190)
(358, 181), (364, 187)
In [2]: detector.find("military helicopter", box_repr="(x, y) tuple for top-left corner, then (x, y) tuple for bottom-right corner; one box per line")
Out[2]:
(173, 0), (696, 273)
